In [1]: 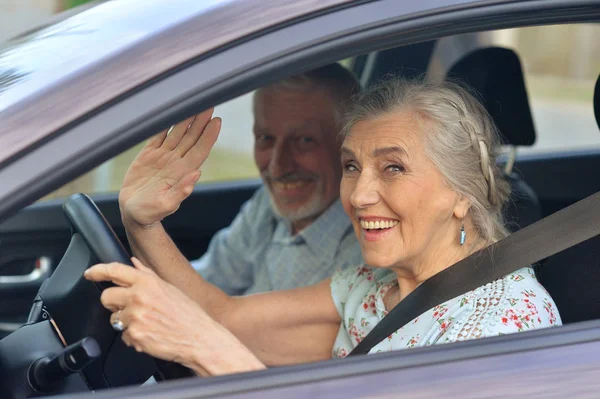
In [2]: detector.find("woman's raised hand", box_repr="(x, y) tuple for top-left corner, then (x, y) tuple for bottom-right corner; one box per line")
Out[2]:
(119, 109), (221, 228)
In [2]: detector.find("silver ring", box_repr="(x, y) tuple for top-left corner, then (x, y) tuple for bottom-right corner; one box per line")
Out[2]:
(111, 310), (125, 332)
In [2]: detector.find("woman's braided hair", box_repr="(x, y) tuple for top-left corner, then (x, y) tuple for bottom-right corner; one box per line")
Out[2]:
(339, 77), (510, 243)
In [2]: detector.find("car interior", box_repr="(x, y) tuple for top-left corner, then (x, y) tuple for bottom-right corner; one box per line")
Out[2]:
(0, 19), (599, 396)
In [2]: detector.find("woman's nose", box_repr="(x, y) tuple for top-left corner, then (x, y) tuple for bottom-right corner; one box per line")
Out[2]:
(349, 174), (380, 209)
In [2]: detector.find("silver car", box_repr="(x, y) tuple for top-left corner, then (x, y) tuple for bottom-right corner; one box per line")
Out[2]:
(0, 0), (599, 397)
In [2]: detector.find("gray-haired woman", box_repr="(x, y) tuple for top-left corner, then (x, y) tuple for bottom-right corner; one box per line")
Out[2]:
(84, 78), (561, 376)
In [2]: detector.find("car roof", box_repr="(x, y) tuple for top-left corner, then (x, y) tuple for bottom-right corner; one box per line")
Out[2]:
(1, 0), (566, 168)
(0, 0), (354, 164)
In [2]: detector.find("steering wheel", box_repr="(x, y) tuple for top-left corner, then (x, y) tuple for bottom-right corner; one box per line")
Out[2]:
(61, 193), (196, 384)
(0, 194), (193, 398)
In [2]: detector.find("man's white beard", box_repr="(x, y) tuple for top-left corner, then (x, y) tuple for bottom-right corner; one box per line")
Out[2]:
(268, 179), (329, 225)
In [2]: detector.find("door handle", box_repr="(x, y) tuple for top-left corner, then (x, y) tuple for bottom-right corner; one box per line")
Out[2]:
(0, 256), (52, 289)
(0, 321), (24, 335)
(0, 257), (52, 337)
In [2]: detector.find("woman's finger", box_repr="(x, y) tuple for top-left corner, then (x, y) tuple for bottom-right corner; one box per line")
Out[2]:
(161, 116), (197, 151)
(131, 257), (155, 274)
(165, 169), (201, 207)
(101, 287), (131, 312)
(175, 109), (215, 157)
(84, 262), (139, 287)
(146, 129), (168, 149)
(183, 116), (221, 166)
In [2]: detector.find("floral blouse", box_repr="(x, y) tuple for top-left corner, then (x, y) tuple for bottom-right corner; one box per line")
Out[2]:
(330, 265), (561, 358)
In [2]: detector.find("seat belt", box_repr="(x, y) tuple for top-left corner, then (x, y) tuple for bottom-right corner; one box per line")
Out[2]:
(349, 190), (600, 356)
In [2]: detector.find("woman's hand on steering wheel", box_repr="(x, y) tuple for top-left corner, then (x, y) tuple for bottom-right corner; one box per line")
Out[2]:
(83, 258), (266, 377)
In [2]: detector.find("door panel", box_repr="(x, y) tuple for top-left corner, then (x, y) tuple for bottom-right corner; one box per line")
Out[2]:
(0, 179), (260, 338)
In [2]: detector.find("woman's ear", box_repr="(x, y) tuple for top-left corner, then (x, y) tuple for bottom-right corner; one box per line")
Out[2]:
(453, 195), (471, 220)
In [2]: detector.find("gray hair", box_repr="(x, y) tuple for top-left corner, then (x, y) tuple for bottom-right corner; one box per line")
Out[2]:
(256, 63), (360, 124)
(340, 78), (510, 243)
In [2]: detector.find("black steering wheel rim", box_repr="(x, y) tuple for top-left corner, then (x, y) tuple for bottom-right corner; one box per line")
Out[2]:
(62, 193), (195, 383)
(62, 194), (132, 267)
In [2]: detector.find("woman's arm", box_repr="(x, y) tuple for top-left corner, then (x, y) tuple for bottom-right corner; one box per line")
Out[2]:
(223, 278), (341, 366)
(84, 258), (341, 372)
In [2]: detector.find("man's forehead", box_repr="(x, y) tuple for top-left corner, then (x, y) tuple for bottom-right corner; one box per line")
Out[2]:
(255, 86), (336, 114)
(253, 118), (321, 134)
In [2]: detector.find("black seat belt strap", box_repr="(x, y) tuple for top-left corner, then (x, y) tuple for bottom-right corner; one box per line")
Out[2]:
(349, 190), (600, 356)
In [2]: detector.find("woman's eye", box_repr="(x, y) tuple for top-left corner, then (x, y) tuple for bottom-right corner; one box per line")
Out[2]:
(344, 163), (359, 172)
(385, 164), (404, 173)
(299, 136), (314, 143)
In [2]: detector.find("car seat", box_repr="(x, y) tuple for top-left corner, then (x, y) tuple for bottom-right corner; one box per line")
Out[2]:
(536, 73), (600, 324)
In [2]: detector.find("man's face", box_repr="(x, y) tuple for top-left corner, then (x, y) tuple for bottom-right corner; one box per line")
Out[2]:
(253, 87), (342, 230)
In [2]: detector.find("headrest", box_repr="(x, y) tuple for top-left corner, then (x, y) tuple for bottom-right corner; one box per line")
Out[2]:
(365, 41), (436, 87)
(447, 47), (536, 147)
(594, 74), (600, 132)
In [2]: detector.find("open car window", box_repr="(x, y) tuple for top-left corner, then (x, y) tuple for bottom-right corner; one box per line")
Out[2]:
(40, 23), (600, 201)
(41, 93), (260, 201)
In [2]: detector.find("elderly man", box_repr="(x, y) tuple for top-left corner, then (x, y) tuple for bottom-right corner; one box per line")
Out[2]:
(119, 64), (362, 296)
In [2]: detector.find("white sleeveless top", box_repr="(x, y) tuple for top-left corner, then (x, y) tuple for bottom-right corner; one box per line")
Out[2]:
(330, 265), (561, 358)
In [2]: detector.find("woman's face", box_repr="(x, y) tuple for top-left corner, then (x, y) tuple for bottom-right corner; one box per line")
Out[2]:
(340, 111), (469, 273)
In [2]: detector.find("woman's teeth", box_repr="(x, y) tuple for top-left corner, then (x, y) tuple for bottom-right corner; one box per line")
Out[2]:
(359, 220), (399, 230)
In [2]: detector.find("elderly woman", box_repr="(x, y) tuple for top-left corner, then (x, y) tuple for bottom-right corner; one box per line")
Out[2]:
(84, 78), (561, 376)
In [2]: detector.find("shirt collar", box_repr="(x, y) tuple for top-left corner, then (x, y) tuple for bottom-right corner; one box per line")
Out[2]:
(272, 199), (353, 260)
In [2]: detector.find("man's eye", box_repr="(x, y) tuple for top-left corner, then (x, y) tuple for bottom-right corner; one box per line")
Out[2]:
(254, 134), (274, 150)
(255, 134), (274, 146)
(296, 136), (316, 147)
(257, 134), (272, 142)
(296, 136), (317, 151)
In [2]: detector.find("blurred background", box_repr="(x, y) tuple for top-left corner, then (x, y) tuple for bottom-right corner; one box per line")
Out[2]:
(0, 1), (91, 41)
(1, 0), (598, 200)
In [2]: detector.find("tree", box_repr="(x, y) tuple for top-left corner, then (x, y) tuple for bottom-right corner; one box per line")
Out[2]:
(65, 0), (94, 9)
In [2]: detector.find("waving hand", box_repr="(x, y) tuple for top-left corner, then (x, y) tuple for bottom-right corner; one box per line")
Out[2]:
(119, 109), (221, 228)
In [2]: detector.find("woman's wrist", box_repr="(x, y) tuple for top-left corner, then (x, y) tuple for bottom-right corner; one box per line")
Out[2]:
(121, 211), (161, 233)
(188, 324), (267, 376)
(192, 351), (266, 377)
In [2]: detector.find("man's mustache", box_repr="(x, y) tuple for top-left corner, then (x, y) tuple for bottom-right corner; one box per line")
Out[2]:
(262, 171), (318, 183)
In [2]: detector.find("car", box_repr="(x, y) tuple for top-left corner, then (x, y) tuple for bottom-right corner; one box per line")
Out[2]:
(0, 0), (599, 397)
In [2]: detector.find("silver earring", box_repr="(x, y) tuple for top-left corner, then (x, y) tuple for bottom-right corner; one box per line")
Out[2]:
(459, 221), (466, 246)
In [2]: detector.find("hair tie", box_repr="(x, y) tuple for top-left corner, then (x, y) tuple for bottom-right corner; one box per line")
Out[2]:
(478, 140), (490, 181)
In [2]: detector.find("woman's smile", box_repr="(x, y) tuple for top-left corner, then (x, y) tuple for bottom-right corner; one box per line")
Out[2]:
(358, 216), (399, 242)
